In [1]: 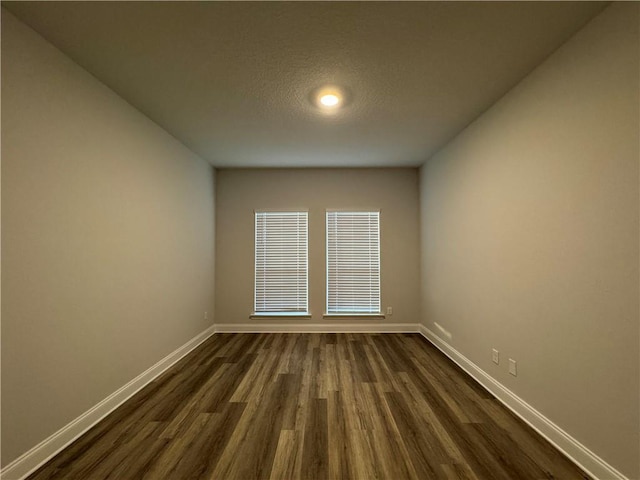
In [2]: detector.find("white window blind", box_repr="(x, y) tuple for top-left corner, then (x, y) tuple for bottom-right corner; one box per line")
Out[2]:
(326, 211), (381, 314)
(254, 211), (308, 314)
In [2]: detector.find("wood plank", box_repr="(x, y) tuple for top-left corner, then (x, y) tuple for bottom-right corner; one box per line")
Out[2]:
(210, 373), (299, 480)
(362, 383), (420, 480)
(269, 430), (303, 480)
(300, 398), (329, 480)
(153, 402), (246, 479)
(384, 390), (448, 479)
(327, 390), (351, 480)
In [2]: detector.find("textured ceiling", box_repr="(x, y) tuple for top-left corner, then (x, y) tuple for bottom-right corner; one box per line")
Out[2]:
(3, 1), (607, 167)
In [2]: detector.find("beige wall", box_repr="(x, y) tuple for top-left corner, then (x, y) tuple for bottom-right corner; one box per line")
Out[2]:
(419, 3), (639, 478)
(1, 11), (216, 466)
(215, 168), (420, 327)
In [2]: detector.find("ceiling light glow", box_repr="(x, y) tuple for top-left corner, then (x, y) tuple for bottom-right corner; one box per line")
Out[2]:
(320, 94), (340, 107)
(313, 86), (345, 111)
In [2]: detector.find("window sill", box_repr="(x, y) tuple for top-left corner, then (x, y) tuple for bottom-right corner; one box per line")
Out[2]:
(251, 312), (312, 319)
(323, 313), (385, 318)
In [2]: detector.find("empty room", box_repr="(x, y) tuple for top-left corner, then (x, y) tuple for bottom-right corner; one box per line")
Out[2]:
(1, 2), (638, 480)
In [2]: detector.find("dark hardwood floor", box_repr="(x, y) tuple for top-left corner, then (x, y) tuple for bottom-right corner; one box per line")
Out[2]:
(28, 333), (590, 480)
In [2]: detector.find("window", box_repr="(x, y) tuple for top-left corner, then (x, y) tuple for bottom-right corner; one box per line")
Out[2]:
(326, 211), (381, 315)
(254, 211), (308, 315)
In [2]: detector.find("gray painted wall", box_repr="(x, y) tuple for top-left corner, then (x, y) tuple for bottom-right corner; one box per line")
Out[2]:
(1, 10), (216, 466)
(419, 4), (639, 477)
(215, 168), (420, 327)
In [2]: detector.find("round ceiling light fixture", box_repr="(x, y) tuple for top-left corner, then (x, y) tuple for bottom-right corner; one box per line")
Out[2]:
(320, 93), (341, 107)
(313, 85), (346, 112)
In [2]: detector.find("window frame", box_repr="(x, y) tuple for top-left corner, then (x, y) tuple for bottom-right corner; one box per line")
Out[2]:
(325, 209), (382, 317)
(253, 210), (310, 317)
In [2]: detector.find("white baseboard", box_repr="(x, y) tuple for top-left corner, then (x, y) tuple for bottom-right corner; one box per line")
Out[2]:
(418, 324), (628, 480)
(1, 325), (217, 480)
(214, 322), (421, 333)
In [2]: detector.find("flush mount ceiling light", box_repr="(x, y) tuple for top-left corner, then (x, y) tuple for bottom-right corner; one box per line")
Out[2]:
(312, 86), (347, 112)
(320, 93), (340, 107)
